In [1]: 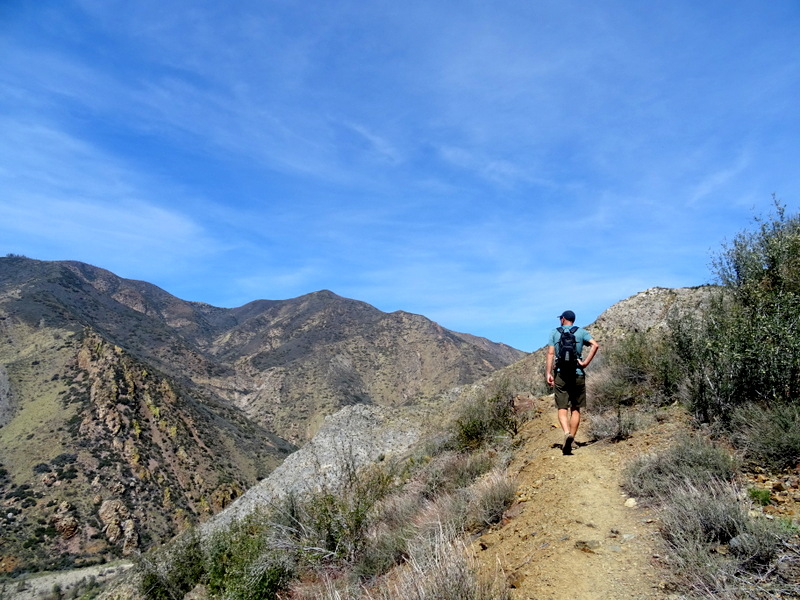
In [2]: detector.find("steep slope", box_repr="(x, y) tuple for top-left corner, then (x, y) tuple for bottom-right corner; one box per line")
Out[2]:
(1, 258), (524, 443)
(0, 323), (294, 574)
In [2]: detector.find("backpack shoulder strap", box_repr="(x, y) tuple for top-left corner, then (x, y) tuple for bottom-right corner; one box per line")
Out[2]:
(569, 326), (578, 333)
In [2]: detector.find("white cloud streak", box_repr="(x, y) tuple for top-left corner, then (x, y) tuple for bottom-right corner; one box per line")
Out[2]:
(1, 0), (799, 350)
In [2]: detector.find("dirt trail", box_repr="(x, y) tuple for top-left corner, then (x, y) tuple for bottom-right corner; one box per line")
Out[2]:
(474, 396), (676, 600)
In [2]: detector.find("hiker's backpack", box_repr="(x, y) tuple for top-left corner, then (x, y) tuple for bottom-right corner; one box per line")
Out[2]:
(556, 326), (580, 372)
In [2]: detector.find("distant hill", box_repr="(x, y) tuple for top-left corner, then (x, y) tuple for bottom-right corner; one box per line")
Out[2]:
(0, 256), (525, 573)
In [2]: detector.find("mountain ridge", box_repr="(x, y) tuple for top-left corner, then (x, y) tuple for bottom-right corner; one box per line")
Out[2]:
(0, 256), (524, 573)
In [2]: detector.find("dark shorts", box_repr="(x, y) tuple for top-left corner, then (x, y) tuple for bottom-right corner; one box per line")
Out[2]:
(554, 373), (586, 410)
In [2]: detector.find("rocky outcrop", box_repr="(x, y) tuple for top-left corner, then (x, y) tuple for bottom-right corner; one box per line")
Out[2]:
(52, 502), (80, 539)
(589, 286), (715, 339)
(98, 499), (138, 554)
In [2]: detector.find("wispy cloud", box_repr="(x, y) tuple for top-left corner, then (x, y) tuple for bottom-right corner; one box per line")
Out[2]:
(1, 0), (798, 351)
(0, 118), (218, 276)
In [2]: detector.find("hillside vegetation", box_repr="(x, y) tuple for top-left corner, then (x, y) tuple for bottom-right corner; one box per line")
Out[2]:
(581, 203), (800, 598)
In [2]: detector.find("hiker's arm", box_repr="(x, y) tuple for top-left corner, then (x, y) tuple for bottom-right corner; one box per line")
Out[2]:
(579, 338), (599, 369)
(545, 345), (555, 386)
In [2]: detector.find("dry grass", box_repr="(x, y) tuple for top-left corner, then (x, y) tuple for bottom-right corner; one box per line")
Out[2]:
(287, 525), (509, 600)
(586, 407), (654, 441)
(622, 435), (738, 503)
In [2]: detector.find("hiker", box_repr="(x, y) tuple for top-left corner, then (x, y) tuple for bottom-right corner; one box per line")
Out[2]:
(545, 310), (599, 455)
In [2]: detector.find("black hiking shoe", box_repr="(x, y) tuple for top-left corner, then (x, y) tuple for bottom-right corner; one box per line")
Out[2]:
(563, 434), (574, 455)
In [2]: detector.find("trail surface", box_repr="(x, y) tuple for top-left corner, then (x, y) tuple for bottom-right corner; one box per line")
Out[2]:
(474, 396), (677, 600)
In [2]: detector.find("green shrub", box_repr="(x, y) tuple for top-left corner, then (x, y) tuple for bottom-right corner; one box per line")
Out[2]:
(454, 405), (493, 450)
(453, 378), (523, 451)
(207, 515), (268, 597)
(217, 550), (292, 600)
(136, 519), (292, 600)
(747, 487), (772, 506)
(592, 331), (682, 410)
(137, 530), (205, 600)
(673, 202), (800, 423)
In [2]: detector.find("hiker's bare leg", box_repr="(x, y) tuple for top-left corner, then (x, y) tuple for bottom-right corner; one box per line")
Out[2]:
(558, 408), (570, 435)
(569, 407), (581, 437)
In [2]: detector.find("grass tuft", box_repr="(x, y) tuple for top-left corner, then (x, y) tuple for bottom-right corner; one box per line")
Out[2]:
(587, 407), (653, 442)
(622, 435), (737, 502)
(657, 479), (793, 595)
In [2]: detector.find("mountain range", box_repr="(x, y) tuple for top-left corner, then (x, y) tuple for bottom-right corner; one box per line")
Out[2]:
(0, 256), (525, 574)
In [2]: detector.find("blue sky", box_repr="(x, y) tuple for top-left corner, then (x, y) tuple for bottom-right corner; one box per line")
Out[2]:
(2, 1), (799, 352)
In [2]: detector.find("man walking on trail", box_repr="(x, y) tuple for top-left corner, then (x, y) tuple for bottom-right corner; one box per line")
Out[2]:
(545, 310), (599, 455)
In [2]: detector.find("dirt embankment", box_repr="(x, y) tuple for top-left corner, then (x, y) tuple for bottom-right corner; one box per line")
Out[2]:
(474, 396), (683, 600)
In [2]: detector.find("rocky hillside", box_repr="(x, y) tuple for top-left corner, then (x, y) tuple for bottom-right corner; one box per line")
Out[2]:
(0, 256), (524, 574)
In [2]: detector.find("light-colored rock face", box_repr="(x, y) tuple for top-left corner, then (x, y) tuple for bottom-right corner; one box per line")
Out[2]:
(205, 403), (423, 533)
(589, 286), (715, 339)
(98, 499), (139, 554)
